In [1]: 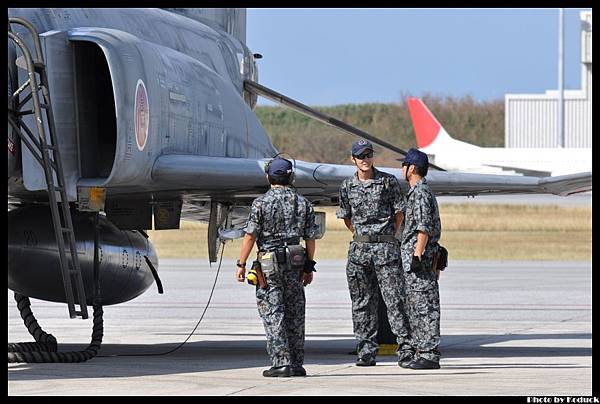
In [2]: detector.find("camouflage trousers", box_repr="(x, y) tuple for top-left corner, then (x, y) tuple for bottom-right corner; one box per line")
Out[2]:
(346, 241), (409, 360)
(401, 251), (441, 362)
(256, 260), (306, 368)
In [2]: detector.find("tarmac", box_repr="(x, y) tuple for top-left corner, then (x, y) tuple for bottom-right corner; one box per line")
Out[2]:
(7, 259), (593, 396)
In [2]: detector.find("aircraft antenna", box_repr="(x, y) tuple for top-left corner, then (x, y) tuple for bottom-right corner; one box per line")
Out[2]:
(244, 80), (446, 171)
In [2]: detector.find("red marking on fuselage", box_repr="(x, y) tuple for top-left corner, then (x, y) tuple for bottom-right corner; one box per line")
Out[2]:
(135, 80), (149, 151)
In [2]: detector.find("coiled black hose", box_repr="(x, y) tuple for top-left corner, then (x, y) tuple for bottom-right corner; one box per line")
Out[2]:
(8, 292), (104, 363)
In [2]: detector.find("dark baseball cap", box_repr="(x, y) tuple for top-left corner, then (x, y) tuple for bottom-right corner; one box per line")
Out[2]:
(267, 157), (293, 177)
(351, 139), (374, 156)
(400, 148), (429, 168)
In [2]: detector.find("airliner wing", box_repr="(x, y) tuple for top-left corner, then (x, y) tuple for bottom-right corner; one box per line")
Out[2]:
(484, 164), (552, 177)
(152, 155), (592, 203)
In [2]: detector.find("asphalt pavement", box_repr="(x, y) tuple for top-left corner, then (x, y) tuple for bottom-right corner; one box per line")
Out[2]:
(8, 259), (593, 396)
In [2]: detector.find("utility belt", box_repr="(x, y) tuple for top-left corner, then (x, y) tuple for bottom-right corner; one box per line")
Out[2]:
(258, 243), (301, 265)
(258, 247), (285, 264)
(254, 244), (307, 284)
(353, 234), (397, 243)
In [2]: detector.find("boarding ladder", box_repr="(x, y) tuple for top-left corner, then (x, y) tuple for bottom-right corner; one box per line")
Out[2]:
(8, 18), (88, 319)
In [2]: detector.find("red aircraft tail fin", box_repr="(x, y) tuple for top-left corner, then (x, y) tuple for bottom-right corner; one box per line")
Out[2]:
(407, 97), (443, 149)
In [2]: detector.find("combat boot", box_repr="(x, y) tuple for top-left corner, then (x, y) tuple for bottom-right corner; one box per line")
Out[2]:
(355, 357), (376, 366)
(291, 365), (307, 376)
(262, 365), (292, 377)
(406, 358), (440, 370)
(398, 351), (414, 368)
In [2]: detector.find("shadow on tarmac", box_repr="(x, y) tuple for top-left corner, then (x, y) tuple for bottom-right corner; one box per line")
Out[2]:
(7, 333), (591, 381)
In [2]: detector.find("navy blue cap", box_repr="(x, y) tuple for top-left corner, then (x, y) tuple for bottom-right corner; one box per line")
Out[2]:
(267, 157), (293, 177)
(351, 139), (374, 156)
(401, 148), (429, 168)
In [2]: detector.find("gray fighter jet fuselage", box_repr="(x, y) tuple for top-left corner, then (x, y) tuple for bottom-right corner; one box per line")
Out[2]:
(9, 8), (276, 202)
(8, 8), (280, 311)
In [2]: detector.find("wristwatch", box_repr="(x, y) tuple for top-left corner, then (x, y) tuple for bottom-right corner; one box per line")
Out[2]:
(236, 260), (246, 268)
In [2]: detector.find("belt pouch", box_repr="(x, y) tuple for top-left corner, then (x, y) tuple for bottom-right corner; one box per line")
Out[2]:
(275, 248), (287, 265)
(259, 252), (276, 276)
(287, 244), (306, 270)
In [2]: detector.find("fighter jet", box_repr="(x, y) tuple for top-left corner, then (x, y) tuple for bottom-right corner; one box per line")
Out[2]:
(7, 8), (592, 362)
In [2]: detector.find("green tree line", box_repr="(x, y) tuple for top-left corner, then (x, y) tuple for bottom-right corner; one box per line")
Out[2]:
(255, 94), (504, 166)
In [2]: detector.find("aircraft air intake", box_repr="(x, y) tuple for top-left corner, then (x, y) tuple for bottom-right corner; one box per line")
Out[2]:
(72, 41), (117, 179)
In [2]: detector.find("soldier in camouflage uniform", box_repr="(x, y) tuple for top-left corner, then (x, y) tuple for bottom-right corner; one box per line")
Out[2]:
(236, 156), (319, 377)
(336, 139), (410, 367)
(399, 148), (442, 370)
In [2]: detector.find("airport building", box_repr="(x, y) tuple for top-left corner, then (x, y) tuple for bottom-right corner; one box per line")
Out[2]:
(505, 10), (592, 148)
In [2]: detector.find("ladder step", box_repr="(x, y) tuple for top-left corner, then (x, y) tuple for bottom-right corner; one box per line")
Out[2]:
(9, 23), (89, 320)
(16, 110), (34, 117)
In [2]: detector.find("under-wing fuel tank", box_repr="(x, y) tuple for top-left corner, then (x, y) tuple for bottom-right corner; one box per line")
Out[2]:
(8, 205), (158, 306)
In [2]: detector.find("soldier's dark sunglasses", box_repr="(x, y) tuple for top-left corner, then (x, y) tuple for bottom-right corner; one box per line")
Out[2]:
(353, 151), (373, 160)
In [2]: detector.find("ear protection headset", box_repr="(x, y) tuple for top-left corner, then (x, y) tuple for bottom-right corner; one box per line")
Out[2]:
(264, 153), (296, 185)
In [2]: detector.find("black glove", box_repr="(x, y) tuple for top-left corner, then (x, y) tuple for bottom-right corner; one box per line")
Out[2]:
(410, 255), (423, 272)
(303, 259), (317, 274)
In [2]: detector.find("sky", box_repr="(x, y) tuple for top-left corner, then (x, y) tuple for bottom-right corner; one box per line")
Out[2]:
(246, 8), (591, 106)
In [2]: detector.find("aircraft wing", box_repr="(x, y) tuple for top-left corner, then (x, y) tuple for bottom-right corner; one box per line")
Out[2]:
(152, 155), (592, 203)
(536, 172), (593, 196)
(484, 164), (552, 177)
(307, 163), (592, 198)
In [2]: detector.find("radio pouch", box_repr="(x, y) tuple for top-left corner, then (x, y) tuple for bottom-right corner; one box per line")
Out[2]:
(431, 244), (448, 280)
(287, 244), (306, 270)
(436, 245), (448, 271)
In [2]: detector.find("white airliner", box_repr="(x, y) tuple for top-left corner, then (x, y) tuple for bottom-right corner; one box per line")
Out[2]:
(407, 97), (592, 177)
